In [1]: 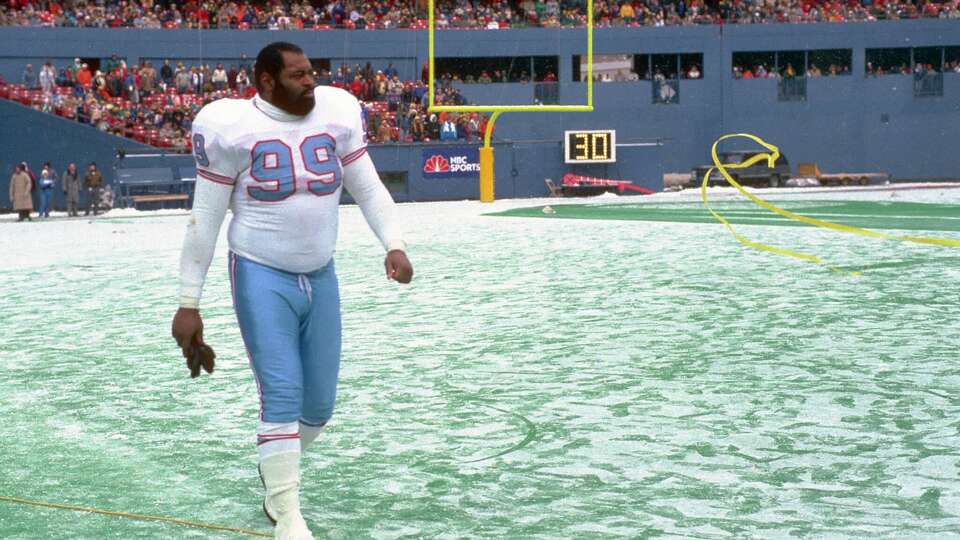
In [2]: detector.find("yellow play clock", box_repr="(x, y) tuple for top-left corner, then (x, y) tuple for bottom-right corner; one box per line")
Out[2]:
(564, 130), (616, 164)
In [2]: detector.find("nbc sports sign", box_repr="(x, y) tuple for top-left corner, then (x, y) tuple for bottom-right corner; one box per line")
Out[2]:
(422, 147), (481, 179)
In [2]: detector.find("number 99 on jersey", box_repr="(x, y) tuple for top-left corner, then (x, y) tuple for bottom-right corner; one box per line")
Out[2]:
(564, 130), (616, 164)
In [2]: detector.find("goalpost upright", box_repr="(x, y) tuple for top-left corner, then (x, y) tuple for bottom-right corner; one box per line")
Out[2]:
(427, 0), (595, 202)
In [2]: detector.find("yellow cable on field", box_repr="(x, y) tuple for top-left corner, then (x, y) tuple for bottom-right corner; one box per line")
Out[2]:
(0, 495), (272, 538)
(701, 133), (960, 274)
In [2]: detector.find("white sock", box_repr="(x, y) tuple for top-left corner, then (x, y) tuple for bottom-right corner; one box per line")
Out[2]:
(257, 421), (300, 461)
(299, 420), (326, 451)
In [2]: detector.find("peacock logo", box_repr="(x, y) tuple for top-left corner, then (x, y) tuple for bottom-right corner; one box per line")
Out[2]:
(423, 155), (450, 174)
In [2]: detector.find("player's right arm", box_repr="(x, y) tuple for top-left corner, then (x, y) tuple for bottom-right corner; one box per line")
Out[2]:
(171, 104), (241, 358)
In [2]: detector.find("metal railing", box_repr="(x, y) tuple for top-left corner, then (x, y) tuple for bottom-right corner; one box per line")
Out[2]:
(914, 72), (943, 98)
(534, 82), (559, 105)
(652, 79), (679, 104)
(778, 76), (807, 101)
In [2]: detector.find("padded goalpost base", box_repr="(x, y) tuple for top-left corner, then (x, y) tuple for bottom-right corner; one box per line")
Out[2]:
(480, 146), (494, 203)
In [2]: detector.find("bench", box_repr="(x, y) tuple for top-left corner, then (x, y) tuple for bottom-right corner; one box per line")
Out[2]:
(129, 193), (190, 209)
(116, 166), (195, 209)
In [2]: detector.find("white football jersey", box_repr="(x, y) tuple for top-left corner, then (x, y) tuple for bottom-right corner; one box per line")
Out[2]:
(189, 86), (375, 274)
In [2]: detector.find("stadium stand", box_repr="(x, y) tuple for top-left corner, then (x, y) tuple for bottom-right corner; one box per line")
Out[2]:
(1, 0), (957, 30)
(0, 58), (488, 153)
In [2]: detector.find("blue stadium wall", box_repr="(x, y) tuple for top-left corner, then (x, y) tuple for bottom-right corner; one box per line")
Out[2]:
(1, 20), (958, 207)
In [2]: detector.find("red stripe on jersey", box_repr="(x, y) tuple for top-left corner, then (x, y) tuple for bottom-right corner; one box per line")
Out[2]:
(197, 169), (236, 185)
(340, 147), (367, 167)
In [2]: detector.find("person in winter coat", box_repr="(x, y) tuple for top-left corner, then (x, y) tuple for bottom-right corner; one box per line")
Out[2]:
(84, 162), (104, 216)
(37, 166), (56, 218)
(62, 163), (81, 217)
(9, 164), (33, 222)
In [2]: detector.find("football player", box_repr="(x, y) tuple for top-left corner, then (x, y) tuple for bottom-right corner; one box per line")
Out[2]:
(171, 41), (413, 540)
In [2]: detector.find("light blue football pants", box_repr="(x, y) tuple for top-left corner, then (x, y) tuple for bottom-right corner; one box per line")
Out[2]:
(229, 251), (342, 426)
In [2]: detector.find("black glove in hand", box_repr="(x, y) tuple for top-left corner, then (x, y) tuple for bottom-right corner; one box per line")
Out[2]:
(187, 342), (216, 378)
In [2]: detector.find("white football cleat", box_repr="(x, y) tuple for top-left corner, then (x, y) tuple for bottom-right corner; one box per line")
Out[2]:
(258, 463), (278, 525)
(259, 452), (315, 540)
(275, 513), (314, 540)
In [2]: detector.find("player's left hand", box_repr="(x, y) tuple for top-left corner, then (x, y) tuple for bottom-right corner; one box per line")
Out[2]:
(187, 342), (216, 378)
(385, 249), (413, 284)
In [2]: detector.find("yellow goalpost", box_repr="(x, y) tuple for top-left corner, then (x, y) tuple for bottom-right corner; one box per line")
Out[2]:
(427, 0), (595, 202)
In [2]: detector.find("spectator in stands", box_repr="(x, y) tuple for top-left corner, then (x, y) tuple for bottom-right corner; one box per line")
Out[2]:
(397, 104), (413, 141)
(387, 75), (403, 110)
(124, 67), (140, 104)
(190, 66), (202, 94)
(440, 115), (457, 141)
(76, 63), (93, 89)
(84, 162), (104, 216)
(376, 118), (393, 142)
(212, 63), (228, 90)
(65, 58), (82, 85)
(161, 59), (174, 88)
(227, 64), (238, 89)
(410, 113), (425, 141)
(175, 63), (190, 93)
(62, 162), (80, 217)
(236, 67), (251, 94)
(22, 63), (38, 89)
(141, 62), (158, 96)
(39, 61), (56, 95)
(93, 70), (108, 98)
(426, 113), (440, 140)
(9, 163), (32, 221)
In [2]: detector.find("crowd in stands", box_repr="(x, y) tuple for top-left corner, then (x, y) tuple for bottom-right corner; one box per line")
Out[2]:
(865, 61), (960, 76)
(732, 62), (851, 78)
(1, 0), (959, 31)
(0, 57), (487, 152)
(437, 69), (556, 84)
(732, 59), (960, 79)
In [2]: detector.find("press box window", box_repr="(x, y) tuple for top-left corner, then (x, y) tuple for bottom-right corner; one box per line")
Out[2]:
(651, 54), (679, 80)
(732, 51), (776, 78)
(947, 47), (960, 69)
(680, 54), (704, 79)
(866, 48), (911, 75)
(913, 47), (943, 72)
(435, 56), (559, 82)
(808, 49), (852, 75)
(776, 51), (804, 77)
(571, 54), (636, 81)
